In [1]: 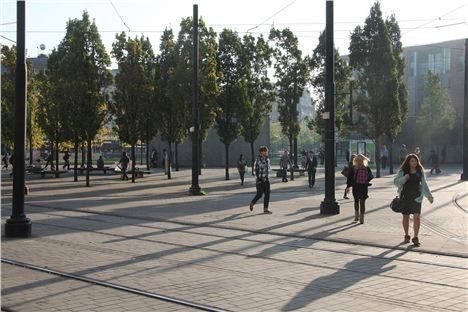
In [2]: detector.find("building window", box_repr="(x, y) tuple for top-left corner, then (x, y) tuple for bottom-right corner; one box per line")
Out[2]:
(456, 52), (464, 72)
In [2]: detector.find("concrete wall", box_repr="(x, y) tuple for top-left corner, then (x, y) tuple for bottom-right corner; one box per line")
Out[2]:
(150, 117), (270, 168)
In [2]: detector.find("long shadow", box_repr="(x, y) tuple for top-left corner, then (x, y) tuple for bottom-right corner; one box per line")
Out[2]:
(281, 248), (408, 311)
(1, 206), (344, 297)
(255, 222), (359, 259)
(3, 167), (464, 296)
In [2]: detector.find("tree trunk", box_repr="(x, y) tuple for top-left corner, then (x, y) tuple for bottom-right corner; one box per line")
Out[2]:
(140, 142), (143, 165)
(375, 139), (381, 178)
(293, 137), (298, 167)
(167, 142), (172, 179)
(131, 144), (136, 183)
(81, 141), (86, 168)
(289, 135), (294, 181)
(146, 138), (150, 170)
(389, 145), (395, 174)
(73, 140), (79, 182)
(86, 138), (92, 187)
(225, 143), (230, 180)
(198, 138), (202, 175)
(54, 141), (59, 171)
(175, 143), (179, 171)
(29, 135), (33, 166)
(250, 142), (255, 176)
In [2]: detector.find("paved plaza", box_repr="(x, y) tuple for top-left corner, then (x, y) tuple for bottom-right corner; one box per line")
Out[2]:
(1, 164), (467, 311)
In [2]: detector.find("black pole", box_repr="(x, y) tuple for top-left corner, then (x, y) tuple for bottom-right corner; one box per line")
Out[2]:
(461, 38), (468, 181)
(5, 0), (32, 237)
(320, 0), (339, 215)
(189, 4), (202, 195)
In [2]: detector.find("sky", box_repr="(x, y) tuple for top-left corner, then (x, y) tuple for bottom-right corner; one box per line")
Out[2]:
(1, 0), (467, 68)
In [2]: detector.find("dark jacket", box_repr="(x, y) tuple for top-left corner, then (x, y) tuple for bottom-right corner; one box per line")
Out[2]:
(305, 155), (318, 173)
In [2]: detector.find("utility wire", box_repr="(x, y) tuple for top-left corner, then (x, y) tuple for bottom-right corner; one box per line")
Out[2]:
(402, 3), (467, 35)
(246, 0), (297, 33)
(0, 35), (16, 43)
(435, 21), (466, 28)
(109, 0), (131, 32)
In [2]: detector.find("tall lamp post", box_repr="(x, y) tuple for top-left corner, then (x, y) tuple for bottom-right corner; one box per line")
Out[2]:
(320, 0), (340, 215)
(5, 0), (32, 237)
(189, 4), (203, 195)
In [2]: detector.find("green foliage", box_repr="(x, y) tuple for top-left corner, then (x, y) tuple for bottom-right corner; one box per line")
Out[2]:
(240, 36), (275, 123)
(155, 28), (186, 146)
(216, 29), (244, 147)
(308, 31), (351, 137)
(47, 11), (111, 147)
(269, 28), (309, 152)
(111, 32), (155, 147)
(385, 14), (408, 143)
(1, 45), (17, 148)
(1, 45), (42, 149)
(239, 34), (275, 164)
(36, 71), (64, 150)
(176, 17), (220, 142)
(416, 71), (456, 147)
(349, 2), (406, 175)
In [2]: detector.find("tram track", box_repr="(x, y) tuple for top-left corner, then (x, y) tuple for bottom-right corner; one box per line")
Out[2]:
(22, 202), (468, 260)
(2, 257), (460, 312)
(3, 205), (467, 312)
(4, 207), (468, 286)
(1, 258), (228, 312)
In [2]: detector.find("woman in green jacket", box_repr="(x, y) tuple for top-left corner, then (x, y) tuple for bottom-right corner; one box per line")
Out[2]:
(394, 154), (433, 246)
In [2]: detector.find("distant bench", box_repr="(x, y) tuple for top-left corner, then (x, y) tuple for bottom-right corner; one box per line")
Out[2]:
(272, 168), (307, 177)
(27, 169), (68, 178)
(126, 169), (151, 178)
(76, 166), (112, 174)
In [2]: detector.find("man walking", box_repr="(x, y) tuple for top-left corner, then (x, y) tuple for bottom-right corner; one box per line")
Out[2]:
(118, 151), (130, 181)
(249, 146), (272, 214)
(305, 151), (318, 188)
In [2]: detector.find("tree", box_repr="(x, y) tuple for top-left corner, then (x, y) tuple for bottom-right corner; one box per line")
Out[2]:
(139, 37), (158, 171)
(269, 28), (309, 172)
(384, 14), (408, 174)
(111, 32), (154, 182)
(307, 31), (351, 141)
(416, 71), (456, 150)
(155, 28), (186, 179)
(48, 11), (111, 186)
(1, 45), (18, 150)
(216, 29), (245, 180)
(1, 45), (42, 155)
(239, 34), (275, 173)
(349, 2), (401, 177)
(176, 17), (219, 174)
(36, 71), (65, 171)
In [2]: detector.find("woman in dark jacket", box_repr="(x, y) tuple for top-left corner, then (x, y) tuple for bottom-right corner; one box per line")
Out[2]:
(346, 154), (373, 224)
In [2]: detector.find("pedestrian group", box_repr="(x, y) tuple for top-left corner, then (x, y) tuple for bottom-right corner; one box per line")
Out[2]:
(242, 144), (435, 247)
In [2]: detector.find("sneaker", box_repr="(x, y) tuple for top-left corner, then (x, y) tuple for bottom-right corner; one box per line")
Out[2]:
(249, 203), (254, 211)
(263, 210), (272, 214)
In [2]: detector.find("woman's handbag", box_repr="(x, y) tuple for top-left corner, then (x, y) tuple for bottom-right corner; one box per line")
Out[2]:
(390, 196), (404, 213)
(341, 166), (349, 177)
